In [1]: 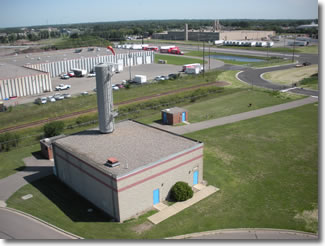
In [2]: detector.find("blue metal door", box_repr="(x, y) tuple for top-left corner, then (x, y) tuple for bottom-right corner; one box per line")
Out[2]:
(193, 170), (198, 185)
(182, 112), (186, 122)
(153, 188), (160, 205)
(163, 112), (167, 124)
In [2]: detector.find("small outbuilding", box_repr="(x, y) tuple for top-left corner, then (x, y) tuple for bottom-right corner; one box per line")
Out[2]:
(161, 107), (188, 125)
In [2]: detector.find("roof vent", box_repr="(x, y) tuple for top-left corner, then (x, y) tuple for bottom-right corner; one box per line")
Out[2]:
(106, 157), (120, 167)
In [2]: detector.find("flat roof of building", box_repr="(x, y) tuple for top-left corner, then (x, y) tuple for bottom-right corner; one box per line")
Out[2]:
(0, 48), (142, 67)
(162, 107), (187, 114)
(54, 120), (201, 178)
(0, 63), (45, 80)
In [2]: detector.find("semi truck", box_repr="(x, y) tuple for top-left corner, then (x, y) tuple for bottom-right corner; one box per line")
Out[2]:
(182, 63), (202, 72)
(71, 68), (87, 77)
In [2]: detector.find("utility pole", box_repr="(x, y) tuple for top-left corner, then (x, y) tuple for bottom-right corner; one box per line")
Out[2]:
(292, 33), (296, 63)
(203, 41), (205, 77)
(208, 44), (211, 70)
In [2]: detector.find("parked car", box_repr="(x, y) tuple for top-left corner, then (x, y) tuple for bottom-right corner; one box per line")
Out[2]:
(55, 84), (71, 91)
(54, 93), (64, 100)
(88, 73), (96, 77)
(47, 96), (56, 102)
(81, 91), (89, 96)
(161, 75), (169, 80)
(62, 93), (71, 99)
(168, 73), (178, 80)
(112, 86), (119, 91)
(303, 62), (311, 66)
(67, 71), (75, 77)
(117, 84), (125, 89)
(154, 76), (165, 81)
(35, 97), (47, 105)
(60, 74), (70, 80)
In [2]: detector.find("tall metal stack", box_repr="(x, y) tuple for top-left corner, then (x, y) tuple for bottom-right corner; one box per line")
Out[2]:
(184, 24), (188, 41)
(95, 63), (116, 134)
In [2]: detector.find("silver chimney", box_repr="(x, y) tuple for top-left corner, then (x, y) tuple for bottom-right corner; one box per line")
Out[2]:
(95, 63), (117, 134)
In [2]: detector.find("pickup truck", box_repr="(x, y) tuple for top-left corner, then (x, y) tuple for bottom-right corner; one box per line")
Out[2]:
(55, 84), (71, 91)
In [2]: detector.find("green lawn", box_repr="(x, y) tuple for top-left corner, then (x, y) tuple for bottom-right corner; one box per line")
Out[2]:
(217, 45), (319, 54)
(137, 89), (304, 125)
(263, 65), (318, 86)
(0, 71), (221, 130)
(7, 103), (318, 238)
(0, 144), (40, 179)
(185, 50), (293, 67)
(154, 54), (204, 65)
(299, 74), (318, 90)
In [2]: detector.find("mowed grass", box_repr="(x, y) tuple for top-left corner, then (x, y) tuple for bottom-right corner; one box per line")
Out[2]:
(263, 64), (318, 85)
(0, 144), (40, 179)
(137, 89), (304, 125)
(154, 54), (204, 65)
(185, 50), (293, 67)
(7, 103), (318, 238)
(0, 71), (221, 130)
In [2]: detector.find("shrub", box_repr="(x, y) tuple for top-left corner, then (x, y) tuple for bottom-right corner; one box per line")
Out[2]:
(170, 181), (193, 202)
(0, 132), (20, 152)
(43, 121), (65, 138)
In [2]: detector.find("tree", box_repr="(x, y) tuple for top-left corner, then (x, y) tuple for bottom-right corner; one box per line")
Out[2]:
(170, 181), (193, 202)
(43, 121), (65, 138)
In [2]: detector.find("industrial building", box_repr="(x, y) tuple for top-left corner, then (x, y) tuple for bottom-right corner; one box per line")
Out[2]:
(0, 48), (154, 100)
(161, 107), (188, 125)
(52, 63), (204, 222)
(0, 63), (52, 100)
(152, 21), (275, 42)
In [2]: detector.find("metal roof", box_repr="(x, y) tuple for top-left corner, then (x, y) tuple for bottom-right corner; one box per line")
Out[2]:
(161, 107), (188, 114)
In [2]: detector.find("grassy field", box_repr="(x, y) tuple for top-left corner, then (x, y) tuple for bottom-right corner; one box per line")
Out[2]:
(137, 89), (303, 125)
(154, 54), (204, 65)
(299, 74), (318, 90)
(7, 103), (318, 238)
(0, 144), (40, 179)
(0, 71), (221, 130)
(263, 64), (318, 86)
(184, 50), (293, 67)
(217, 45), (318, 54)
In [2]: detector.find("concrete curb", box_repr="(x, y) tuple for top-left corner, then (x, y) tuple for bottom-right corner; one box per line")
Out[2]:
(1, 207), (83, 239)
(166, 228), (318, 240)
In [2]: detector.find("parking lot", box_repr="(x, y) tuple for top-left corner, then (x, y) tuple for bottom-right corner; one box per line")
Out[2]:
(3, 63), (182, 106)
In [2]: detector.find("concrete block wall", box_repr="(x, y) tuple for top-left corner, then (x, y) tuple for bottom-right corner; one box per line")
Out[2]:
(116, 144), (203, 221)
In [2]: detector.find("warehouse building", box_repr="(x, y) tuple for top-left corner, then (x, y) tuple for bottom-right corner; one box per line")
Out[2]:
(0, 63), (52, 100)
(0, 48), (154, 100)
(52, 63), (204, 222)
(152, 21), (275, 41)
(161, 107), (188, 125)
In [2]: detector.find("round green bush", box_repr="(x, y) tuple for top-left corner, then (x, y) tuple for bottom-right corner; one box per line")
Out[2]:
(170, 181), (193, 202)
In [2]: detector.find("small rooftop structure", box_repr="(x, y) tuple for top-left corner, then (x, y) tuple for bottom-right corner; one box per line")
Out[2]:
(161, 107), (188, 125)
(40, 135), (66, 160)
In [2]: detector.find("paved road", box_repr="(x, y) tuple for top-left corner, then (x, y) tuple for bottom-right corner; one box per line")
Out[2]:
(236, 53), (318, 97)
(168, 228), (318, 240)
(152, 97), (318, 135)
(0, 208), (74, 239)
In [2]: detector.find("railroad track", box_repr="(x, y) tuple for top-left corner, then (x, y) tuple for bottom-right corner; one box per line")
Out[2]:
(0, 81), (228, 134)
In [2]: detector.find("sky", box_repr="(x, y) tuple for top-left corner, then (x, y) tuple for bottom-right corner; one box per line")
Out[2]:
(0, 0), (319, 28)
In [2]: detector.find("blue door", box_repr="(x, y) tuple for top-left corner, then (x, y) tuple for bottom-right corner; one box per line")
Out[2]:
(163, 112), (167, 124)
(153, 188), (160, 205)
(193, 170), (198, 185)
(182, 112), (186, 122)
